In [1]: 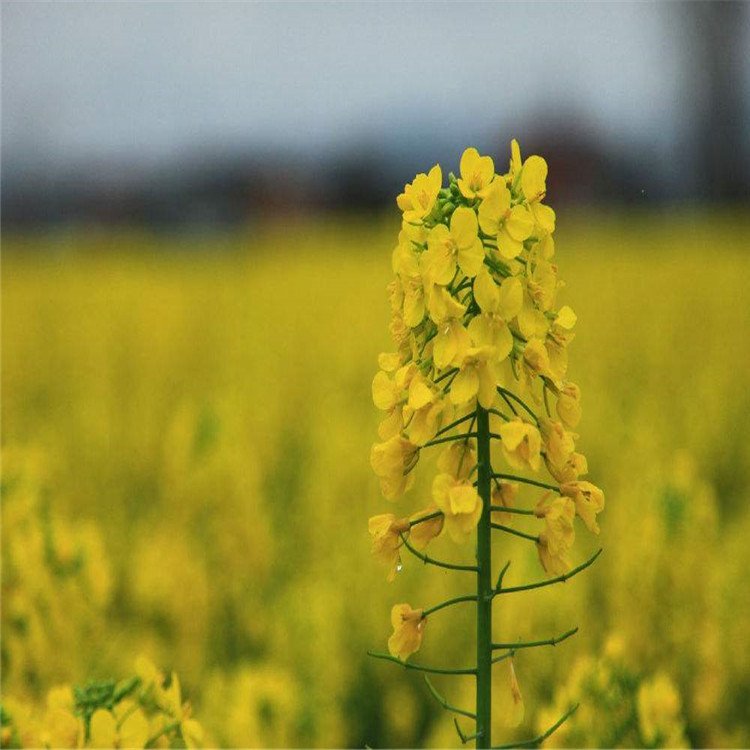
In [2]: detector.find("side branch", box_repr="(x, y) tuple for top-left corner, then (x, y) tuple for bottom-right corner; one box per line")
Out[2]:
(367, 651), (477, 675)
(492, 626), (578, 651)
(494, 549), (603, 596)
(436, 413), (476, 436)
(424, 676), (477, 720)
(490, 523), (539, 543)
(491, 703), (579, 749)
(424, 432), (501, 448)
(423, 594), (478, 618)
(492, 473), (559, 492)
(400, 533), (478, 572)
(496, 387), (539, 425)
(454, 719), (482, 745)
(490, 505), (535, 516)
(408, 511), (443, 528)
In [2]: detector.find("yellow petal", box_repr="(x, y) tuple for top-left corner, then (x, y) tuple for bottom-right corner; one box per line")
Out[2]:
(378, 352), (402, 372)
(555, 305), (577, 329)
(427, 164), (442, 194)
(473, 267), (500, 313)
(89, 710), (118, 748)
(448, 483), (479, 515)
(521, 155), (547, 201)
(457, 237), (485, 278)
(433, 327), (458, 370)
(408, 376), (434, 410)
(460, 147), (480, 181)
(450, 367), (479, 405)
(372, 372), (396, 411)
(505, 204), (534, 241)
(497, 277), (523, 319)
(450, 206), (479, 248)
(497, 230), (523, 260)
(120, 708), (150, 749)
(477, 362), (499, 408)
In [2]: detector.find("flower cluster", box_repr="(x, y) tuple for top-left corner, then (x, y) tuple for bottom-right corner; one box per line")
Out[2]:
(1, 657), (204, 749)
(369, 143), (605, 661)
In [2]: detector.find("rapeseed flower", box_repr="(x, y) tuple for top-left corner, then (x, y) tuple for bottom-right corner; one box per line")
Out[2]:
(431, 473), (482, 543)
(388, 604), (425, 661)
(535, 495), (576, 575)
(397, 165), (442, 224)
(499, 418), (542, 472)
(423, 206), (484, 285)
(457, 147), (496, 200)
(370, 141), (604, 744)
(561, 480), (605, 534)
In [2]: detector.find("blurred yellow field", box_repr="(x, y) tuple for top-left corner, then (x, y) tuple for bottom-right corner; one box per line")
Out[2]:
(2, 211), (750, 748)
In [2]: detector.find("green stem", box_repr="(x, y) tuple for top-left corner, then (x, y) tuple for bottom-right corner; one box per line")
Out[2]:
(435, 367), (459, 384)
(475, 405), (493, 748)
(496, 387), (539, 424)
(489, 505), (535, 516)
(492, 626), (578, 651)
(492, 473), (559, 492)
(367, 651), (476, 675)
(436, 412), (476, 436)
(145, 721), (180, 748)
(423, 594), (477, 618)
(494, 549), (602, 596)
(490, 523), (539, 543)
(424, 676), (477, 720)
(400, 533), (478, 573)
(491, 703), (579, 749)
(488, 407), (511, 422)
(423, 432), (479, 448)
(408, 511), (443, 528)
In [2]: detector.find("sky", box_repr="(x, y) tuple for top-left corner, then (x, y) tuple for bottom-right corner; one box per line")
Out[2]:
(6, 1), (741, 174)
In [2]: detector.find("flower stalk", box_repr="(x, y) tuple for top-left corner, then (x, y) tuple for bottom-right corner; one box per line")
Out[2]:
(475, 405), (494, 747)
(367, 141), (605, 748)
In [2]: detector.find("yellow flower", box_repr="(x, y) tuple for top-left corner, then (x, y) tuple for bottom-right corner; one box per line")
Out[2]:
(370, 434), (419, 500)
(423, 207), (485, 285)
(560, 480), (605, 534)
(507, 138), (523, 184)
(397, 165), (442, 224)
(437, 438), (476, 480)
(504, 659), (526, 727)
(368, 513), (410, 582)
(468, 267), (522, 363)
(490, 480), (518, 526)
(90, 703), (150, 749)
(408, 506), (445, 549)
(547, 450), (588, 484)
(522, 337), (556, 383)
(555, 382), (581, 429)
(535, 496), (575, 575)
(372, 363), (414, 440)
(457, 147), (495, 200)
(499, 418), (542, 472)
(515, 146), (556, 234)
(478, 182), (534, 260)
(388, 604), (425, 661)
(637, 673), (686, 747)
(432, 473), (482, 543)
(408, 397), (453, 447)
(540, 418), (577, 474)
(450, 346), (498, 409)
(159, 674), (204, 749)
(35, 707), (81, 749)
(546, 305), (576, 380)
(426, 287), (471, 370)
(392, 234), (428, 327)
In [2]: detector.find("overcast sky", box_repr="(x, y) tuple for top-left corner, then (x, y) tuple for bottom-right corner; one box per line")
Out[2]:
(2, 2), (749, 171)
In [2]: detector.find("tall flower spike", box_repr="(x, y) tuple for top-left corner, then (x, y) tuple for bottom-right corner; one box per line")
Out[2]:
(368, 142), (604, 748)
